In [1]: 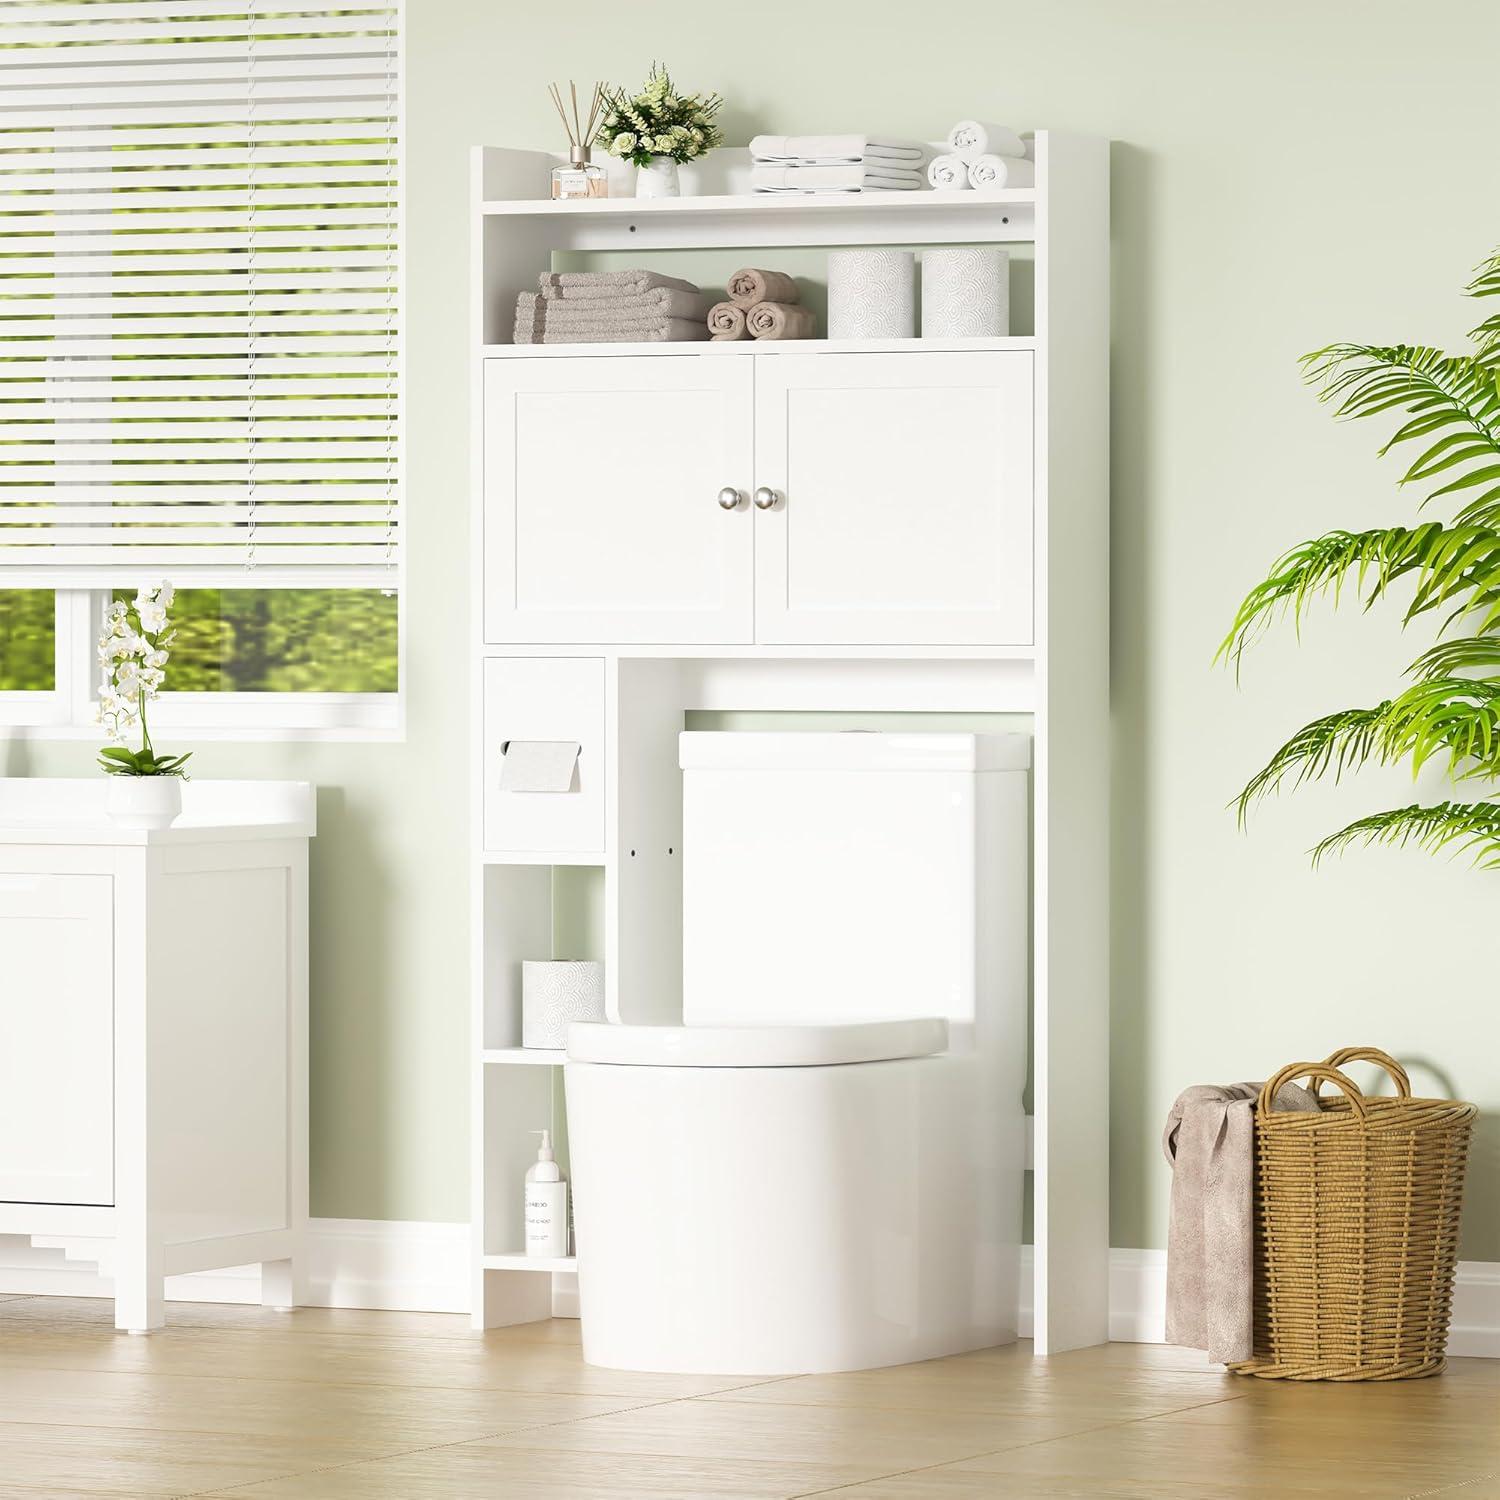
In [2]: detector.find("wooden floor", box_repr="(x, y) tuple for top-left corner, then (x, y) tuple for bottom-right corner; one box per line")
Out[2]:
(0, 1296), (1497, 1498)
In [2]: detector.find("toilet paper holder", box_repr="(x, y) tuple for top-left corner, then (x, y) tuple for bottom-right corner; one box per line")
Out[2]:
(500, 741), (582, 756)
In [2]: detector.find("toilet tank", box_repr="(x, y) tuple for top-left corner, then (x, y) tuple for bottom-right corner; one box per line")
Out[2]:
(679, 732), (1030, 1032)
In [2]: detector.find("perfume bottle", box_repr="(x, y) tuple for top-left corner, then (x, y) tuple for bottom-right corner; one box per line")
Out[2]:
(551, 145), (608, 201)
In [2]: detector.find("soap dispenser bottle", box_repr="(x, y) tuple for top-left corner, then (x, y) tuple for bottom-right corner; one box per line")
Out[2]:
(524, 1130), (569, 1258)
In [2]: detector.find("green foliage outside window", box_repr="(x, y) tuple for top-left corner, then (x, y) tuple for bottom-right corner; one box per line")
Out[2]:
(111, 588), (398, 694)
(0, 591), (55, 692)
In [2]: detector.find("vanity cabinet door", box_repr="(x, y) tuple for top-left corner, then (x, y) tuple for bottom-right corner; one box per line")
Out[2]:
(483, 356), (755, 644)
(0, 873), (114, 1206)
(752, 351), (1034, 645)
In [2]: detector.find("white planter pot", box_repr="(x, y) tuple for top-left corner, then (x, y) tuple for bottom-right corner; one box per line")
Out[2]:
(635, 155), (680, 199)
(106, 776), (183, 831)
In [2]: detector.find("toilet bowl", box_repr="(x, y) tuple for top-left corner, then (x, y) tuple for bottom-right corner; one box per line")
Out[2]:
(564, 732), (1030, 1375)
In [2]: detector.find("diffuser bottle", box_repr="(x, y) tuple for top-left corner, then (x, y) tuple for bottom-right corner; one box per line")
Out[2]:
(524, 1130), (569, 1257)
(550, 146), (607, 201)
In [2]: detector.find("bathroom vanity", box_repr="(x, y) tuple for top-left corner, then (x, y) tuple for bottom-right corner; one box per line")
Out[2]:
(470, 136), (1109, 1355)
(0, 779), (313, 1332)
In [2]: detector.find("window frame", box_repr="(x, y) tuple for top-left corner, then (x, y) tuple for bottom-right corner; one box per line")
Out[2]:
(0, 2), (406, 743)
(0, 587), (404, 741)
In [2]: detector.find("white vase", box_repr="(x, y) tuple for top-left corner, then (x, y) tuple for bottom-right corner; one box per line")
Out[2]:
(522, 960), (606, 1049)
(635, 155), (680, 199)
(106, 776), (182, 831)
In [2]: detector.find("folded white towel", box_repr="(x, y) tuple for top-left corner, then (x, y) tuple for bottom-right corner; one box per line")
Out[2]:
(749, 133), (927, 165)
(967, 154), (1035, 191)
(750, 163), (925, 194)
(946, 119), (1026, 163)
(926, 153), (971, 190)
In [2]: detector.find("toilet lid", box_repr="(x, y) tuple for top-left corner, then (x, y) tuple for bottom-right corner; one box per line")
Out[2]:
(565, 1017), (948, 1068)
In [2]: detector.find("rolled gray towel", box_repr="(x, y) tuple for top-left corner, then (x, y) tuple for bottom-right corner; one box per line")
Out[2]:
(727, 267), (799, 308)
(746, 301), (816, 340)
(707, 302), (749, 341)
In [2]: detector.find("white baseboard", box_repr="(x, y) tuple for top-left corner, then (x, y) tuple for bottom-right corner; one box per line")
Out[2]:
(1020, 1247), (1500, 1359)
(0, 1220), (469, 1315)
(4, 1230), (1496, 1358)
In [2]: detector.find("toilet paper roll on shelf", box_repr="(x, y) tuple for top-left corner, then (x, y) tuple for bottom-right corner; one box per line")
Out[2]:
(522, 959), (605, 1049)
(922, 248), (1010, 339)
(827, 248), (915, 340)
(499, 740), (581, 793)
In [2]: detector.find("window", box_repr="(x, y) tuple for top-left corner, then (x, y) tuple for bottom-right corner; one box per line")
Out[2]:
(0, 2), (401, 733)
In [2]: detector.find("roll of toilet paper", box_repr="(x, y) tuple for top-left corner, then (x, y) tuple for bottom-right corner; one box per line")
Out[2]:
(500, 740), (580, 793)
(921, 247), (1010, 339)
(522, 960), (605, 1049)
(827, 249), (915, 341)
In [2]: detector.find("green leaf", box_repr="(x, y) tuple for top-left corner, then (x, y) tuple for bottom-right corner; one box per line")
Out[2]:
(1311, 801), (1500, 868)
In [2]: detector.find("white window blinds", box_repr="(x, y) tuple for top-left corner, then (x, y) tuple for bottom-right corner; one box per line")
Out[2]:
(0, 1), (400, 587)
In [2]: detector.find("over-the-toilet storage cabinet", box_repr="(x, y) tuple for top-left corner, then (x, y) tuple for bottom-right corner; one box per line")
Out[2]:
(471, 135), (1109, 1355)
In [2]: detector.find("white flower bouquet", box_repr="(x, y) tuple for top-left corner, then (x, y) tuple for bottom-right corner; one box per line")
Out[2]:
(96, 583), (191, 778)
(599, 64), (724, 168)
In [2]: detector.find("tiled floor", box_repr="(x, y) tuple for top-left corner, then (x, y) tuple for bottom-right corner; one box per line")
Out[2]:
(0, 1294), (1496, 1497)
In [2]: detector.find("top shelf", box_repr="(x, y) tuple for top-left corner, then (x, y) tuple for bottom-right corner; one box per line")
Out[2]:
(480, 187), (1034, 220)
(475, 145), (1040, 249)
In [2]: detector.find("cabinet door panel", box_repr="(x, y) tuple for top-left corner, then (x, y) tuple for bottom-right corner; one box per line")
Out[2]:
(754, 352), (1034, 645)
(484, 356), (754, 644)
(0, 873), (113, 1206)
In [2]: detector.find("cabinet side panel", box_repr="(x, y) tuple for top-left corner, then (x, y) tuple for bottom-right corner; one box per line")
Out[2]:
(152, 860), (290, 1244)
(1035, 131), (1112, 1353)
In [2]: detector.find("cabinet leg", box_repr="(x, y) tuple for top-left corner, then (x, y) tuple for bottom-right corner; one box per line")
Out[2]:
(114, 1241), (165, 1334)
(261, 1256), (306, 1313)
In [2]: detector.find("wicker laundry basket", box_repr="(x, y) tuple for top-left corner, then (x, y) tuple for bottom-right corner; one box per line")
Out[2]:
(1230, 1047), (1476, 1381)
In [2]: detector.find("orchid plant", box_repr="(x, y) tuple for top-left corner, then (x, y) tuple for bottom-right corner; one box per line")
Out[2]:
(96, 583), (191, 779)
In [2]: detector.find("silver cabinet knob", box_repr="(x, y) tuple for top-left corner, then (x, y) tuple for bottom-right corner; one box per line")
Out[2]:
(753, 486), (780, 510)
(717, 486), (743, 511)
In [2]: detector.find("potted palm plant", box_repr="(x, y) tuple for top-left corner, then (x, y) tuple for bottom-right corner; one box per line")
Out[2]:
(1221, 247), (1500, 862)
(97, 583), (191, 829)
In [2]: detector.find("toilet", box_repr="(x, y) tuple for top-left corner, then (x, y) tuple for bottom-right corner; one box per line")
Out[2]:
(564, 731), (1030, 1375)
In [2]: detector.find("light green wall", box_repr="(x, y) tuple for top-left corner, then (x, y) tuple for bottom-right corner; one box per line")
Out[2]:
(17, 1), (1499, 1253)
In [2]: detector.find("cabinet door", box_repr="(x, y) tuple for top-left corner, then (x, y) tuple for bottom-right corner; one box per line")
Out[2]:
(753, 352), (1034, 645)
(484, 356), (754, 644)
(0, 873), (113, 1205)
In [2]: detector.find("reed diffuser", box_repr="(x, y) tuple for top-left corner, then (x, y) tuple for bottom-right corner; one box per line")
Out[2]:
(548, 80), (608, 200)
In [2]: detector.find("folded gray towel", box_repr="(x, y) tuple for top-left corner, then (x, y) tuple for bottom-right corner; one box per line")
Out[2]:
(533, 290), (711, 325)
(1163, 1080), (1319, 1364)
(538, 269), (701, 299)
(514, 309), (709, 345)
(535, 285), (710, 321)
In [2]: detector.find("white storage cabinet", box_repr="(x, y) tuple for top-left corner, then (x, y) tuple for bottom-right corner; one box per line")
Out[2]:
(0, 779), (314, 1333)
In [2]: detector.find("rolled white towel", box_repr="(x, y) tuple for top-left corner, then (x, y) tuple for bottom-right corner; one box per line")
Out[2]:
(946, 119), (1026, 163)
(968, 154), (1035, 191)
(926, 153), (971, 190)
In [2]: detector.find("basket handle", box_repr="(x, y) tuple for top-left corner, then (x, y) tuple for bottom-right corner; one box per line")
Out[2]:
(1257, 1062), (1368, 1120)
(1320, 1046), (1412, 1099)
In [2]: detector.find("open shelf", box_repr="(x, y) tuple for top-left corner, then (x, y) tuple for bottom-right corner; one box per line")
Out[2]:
(481, 187), (1034, 220)
(481, 336), (1038, 359)
(483, 1047), (566, 1067)
(482, 1251), (576, 1273)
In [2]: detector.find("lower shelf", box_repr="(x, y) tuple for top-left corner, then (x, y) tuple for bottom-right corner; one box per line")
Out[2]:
(482, 1251), (576, 1273)
(482, 1047), (566, 1066)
